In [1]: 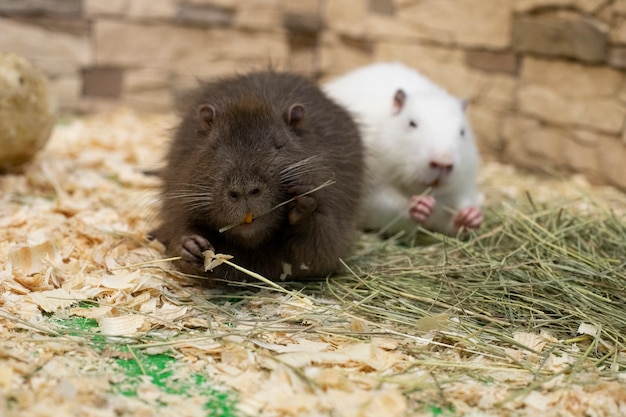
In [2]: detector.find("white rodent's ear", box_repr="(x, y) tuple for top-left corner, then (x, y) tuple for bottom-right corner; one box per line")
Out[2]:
(198, 104), (216, 131)
(392, 89), (406, 115)
(285, 104), (305, 128)
(460, 98), (469, 111)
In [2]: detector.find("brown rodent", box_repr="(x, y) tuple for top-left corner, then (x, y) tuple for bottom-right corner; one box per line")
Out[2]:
(151, 70), (365, 282)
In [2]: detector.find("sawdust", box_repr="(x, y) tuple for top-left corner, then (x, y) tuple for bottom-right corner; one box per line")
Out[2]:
(1, 109), (625, 417)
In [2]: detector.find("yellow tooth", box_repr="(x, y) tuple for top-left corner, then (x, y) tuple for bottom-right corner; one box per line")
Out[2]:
(244, 212), (253, 224)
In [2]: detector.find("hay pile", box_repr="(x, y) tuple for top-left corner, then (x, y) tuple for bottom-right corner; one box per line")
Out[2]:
(1, 110), (625, 417)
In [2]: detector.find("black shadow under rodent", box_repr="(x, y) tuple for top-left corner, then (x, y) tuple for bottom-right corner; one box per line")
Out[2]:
(151, 70), (365, 283)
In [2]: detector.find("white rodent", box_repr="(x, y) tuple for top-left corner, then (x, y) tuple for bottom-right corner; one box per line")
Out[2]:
(323, 61), (482, 236)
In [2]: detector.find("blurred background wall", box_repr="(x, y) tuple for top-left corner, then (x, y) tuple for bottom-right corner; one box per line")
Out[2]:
(1, 0), (625, 190)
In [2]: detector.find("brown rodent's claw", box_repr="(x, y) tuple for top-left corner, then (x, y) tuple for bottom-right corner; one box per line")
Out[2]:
(180, 234), (214, 263)
(288, 194), (317, 225)
(453, 206), (483, 231)
(409, 195), (436, 223)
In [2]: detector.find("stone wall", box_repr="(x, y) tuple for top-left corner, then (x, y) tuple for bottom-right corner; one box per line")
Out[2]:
(1, 0), (626, 190)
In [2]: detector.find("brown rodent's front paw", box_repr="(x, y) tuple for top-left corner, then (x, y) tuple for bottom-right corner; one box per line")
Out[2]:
(288, 195), (318, 225)
(453, 207), (483, 231)
(287, 186), (318, 225)
(180, 234), (214, 265)
(409, 195), (436, 223)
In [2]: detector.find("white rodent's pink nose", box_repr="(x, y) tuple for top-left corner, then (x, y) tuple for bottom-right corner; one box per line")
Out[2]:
(429, 159), (454, 175)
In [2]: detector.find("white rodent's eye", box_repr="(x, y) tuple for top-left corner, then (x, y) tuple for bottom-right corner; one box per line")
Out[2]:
(409, 120), (417, 128)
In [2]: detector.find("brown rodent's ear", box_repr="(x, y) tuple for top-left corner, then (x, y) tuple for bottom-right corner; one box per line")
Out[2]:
(285, 104), (305, 128)
(392, 89), (406, 115)
(198, 104), (216, 130)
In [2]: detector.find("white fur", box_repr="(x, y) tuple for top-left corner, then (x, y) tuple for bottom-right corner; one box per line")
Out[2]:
(324, 62), (481, 236)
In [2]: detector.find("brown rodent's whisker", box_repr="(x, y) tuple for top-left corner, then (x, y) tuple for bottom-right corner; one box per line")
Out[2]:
(279, 156), (321, 179)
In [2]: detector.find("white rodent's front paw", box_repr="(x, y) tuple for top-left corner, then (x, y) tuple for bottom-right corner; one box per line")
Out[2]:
(409, 195), (436, 223)
(453, 206), (483, 231)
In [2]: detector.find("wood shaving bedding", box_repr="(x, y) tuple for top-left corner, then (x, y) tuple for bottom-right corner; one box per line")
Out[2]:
(1, 108), (625, 417)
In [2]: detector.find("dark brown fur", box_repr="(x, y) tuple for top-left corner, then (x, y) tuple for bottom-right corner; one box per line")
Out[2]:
(151, 70), (364, 282)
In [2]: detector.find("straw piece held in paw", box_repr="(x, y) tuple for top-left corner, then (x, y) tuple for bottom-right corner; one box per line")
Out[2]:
(202, 250), (233, 272)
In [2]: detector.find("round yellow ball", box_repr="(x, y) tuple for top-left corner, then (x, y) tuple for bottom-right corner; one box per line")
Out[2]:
(0, 52), (55, 168)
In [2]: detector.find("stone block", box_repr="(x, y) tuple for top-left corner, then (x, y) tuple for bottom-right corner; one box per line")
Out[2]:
(513, 15), (607, 63)
(236, 0), (282, 31)
(176, 2), (235, 27)
(10, 17), (89, 36)
(123, 0), (179, 19)
(185, 0), (239, 8)
(83, 0), (127, 16)
(514, 0), (606, 13)
(611, 0), (626, 14)
(85, 0), (178, 18)
(82, 67), (124, 98)
(287, 30), (318, 50)
(501, 116), (536, 168)
(172, 62), (250, 110)
(595, 4), (613, 25)
(366, 0), (513, 47)
(282, 0), (322, 33)
(617, 80), (626, 103)
(365, 13), (428, 41)
(48, 76), (82, 112)
(485, 114), (618, 188)
(171, 60), (247, 92)
(614, 0), (626, 14)
(610, 18), (626, 44)
(287, 47), (317, 76)
(95, 21), (289, 72)
(282, 0), (321, 15)
(563, 132), (602, 180)
(473, 74), (517, 110)
(0, 18), (91, 77)
(286, 32), (318, 75)
(571, 128), (606, 145)
(94, 20), (200, 68)
(395, 0), (513, 48)
(319, 33), (372, 75)
(369, 0), (395, 15)
(283, 13), (322, 34)
(466, 105), (503, 156)
(521, 125), (567, 167)
(123, 68), (171, 93)
(218, 30), (290, 64)
(597, 135), (626, 190)
(501, 115), (567, 170)
(122, 89), (174, 113)
(94, 20), (201, 67)
(323, 0), (369, 38)
(520, 57), (622, 97)
(517, 85), (625, 135)
(608, 46), (626, 69)
(374, 42), (485, 100)
(466, 50), (519, 74)
(0, 0), (82, 17)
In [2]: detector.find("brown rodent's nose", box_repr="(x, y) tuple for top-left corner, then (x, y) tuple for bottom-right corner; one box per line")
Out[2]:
(227, 186), (263, 202)
(429, 160), (454, 174)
